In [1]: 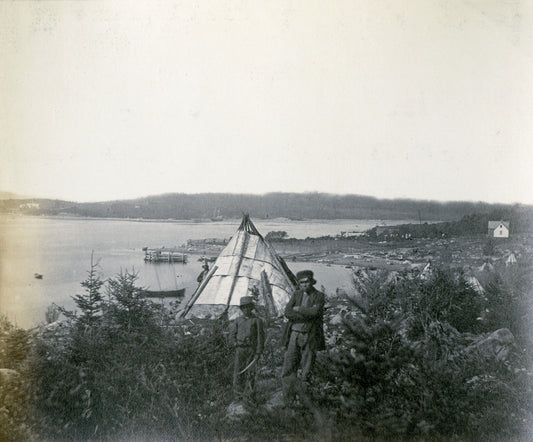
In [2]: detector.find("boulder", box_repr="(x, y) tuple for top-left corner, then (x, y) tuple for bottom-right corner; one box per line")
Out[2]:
(329, 311), (344, 326)
(0, 368), (20, 385)
(466, 328), (514, 361)
(264, 389), (285, 412)
(225, 402), (249, 421)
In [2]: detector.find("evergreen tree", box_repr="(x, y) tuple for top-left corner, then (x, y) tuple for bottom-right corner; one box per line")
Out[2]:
(70, 253), (104, 327)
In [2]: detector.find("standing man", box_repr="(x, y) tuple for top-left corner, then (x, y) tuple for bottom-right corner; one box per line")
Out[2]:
(229, 296), (265, 404)
(281, 270), (325, 406)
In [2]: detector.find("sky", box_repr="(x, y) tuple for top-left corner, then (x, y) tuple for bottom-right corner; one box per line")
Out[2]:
(1, 0), (532, 204)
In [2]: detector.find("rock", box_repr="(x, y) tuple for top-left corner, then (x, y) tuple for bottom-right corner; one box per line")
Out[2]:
(335, 288), (348, 297)
(329, 312), (344, 325)
(326, 331), (341, 346)
(225, 402), (249, 420)
(264, 389), (285, 412)
(466, 328), (514, 361)
(0, 368), (20, 385)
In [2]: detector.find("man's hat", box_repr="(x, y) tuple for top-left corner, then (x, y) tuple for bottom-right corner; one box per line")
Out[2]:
(296, 270), (316, 284)
(239, 296), (255, 307)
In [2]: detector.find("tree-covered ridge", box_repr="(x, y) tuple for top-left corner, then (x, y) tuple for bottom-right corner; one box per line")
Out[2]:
(1, 191), (531, 222)
(365, 208), (533, 238)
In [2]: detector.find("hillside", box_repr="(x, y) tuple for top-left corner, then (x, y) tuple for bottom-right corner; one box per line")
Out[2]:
(0, 192), (530, 223)
(365, 210), (533, 238)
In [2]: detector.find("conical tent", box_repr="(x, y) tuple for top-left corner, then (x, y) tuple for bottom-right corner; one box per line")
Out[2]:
(505, 253), (517, 266)
(479, 262), (495, 272)
(420, 261), (432, 280)
(180, 214), (297, 320)
(466, 276), (485, 295)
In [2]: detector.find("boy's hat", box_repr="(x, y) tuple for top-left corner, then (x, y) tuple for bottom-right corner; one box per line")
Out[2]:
(239, 296), (255, 307)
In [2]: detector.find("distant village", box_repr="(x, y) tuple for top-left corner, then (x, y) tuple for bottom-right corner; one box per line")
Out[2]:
(179, 218), (527, 283)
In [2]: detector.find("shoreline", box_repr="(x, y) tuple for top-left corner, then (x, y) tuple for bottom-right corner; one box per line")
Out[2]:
(178, 233), (532, 271)
(1, 213), (426, 226)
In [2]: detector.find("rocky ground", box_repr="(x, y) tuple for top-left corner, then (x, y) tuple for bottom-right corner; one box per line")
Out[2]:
(177, 233), (533, 272)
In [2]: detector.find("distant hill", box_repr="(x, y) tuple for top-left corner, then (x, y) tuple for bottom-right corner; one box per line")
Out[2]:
(0, 192), (532, 225)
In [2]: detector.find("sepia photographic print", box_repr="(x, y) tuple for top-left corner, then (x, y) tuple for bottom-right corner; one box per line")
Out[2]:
(1, 1), (532, 440)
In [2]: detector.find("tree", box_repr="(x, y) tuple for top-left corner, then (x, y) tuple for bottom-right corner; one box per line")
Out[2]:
(265, 231), (288, 242)
(69, 253), (105, 327)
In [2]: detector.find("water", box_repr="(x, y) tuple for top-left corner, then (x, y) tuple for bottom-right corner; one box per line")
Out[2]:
(0, 215), (414, 328)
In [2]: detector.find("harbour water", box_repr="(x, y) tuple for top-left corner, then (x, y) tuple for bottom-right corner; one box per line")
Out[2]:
(0, 215), (415, 328)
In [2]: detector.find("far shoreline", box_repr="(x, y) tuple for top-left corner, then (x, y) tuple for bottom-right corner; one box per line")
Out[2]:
(1, 213), (421, 227)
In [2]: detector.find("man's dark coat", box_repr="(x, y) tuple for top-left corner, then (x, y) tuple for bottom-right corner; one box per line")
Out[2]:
(281, 286), (326, 351)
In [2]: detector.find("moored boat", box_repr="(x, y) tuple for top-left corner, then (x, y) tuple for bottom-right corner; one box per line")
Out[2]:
(141, 288), (185, 298)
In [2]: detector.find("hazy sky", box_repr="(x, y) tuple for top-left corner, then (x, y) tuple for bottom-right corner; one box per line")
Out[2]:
(2, 0), (532, 204)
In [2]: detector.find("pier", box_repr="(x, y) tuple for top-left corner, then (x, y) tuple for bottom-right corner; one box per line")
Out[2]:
(143, 247), (188, 263)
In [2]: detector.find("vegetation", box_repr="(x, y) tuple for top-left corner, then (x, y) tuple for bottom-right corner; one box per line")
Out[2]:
(0, 261), (531, 440)
(0, 316), (34, 441)
(317, 266), (532, 439)
(2, 192), (532, 223)
(365, 209), (533, 240)
(265, 230), (288, 241)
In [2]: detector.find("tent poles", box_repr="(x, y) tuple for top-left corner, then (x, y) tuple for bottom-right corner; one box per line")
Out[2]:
(224, 230), (250, 313)
(260, 270), (277, 317)
(264, 239), (297, 288)
(179, 265), (218, 318)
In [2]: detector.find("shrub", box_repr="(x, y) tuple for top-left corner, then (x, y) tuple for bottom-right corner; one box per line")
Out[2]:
(481, 265), (533, 346)
(29, 269), (235, 440)
(317, 266), (533, 439)
(18, 261), (533, 440)
(0, 316), (35, 441)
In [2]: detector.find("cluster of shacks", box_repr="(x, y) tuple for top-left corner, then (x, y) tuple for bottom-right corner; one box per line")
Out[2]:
(179, 215), (297, 320)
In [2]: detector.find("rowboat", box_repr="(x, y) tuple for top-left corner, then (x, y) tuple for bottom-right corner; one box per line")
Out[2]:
(141, 288), (185, 298)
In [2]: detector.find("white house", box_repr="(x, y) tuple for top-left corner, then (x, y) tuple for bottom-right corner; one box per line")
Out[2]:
(19, 202), (40, 210)
(488, 221), (510, 238)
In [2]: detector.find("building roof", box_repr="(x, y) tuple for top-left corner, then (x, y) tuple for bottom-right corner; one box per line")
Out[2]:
(488, 221), (510, 230)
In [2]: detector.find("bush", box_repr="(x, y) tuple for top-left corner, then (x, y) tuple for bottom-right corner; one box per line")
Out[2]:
(0, 316), (35, 441)
(29, 269), (235, 440)
(481, 265), (533, 346)
(316, 266), (533, 439)
(11, 261), (533, 440)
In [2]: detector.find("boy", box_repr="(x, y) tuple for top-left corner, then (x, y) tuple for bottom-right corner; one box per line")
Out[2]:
(229, 296), (265, 403)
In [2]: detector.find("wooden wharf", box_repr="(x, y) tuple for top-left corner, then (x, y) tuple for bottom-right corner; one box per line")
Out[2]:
(143, 247), (188, 263)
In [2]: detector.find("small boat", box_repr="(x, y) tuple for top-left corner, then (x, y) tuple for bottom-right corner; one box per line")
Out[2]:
(34, 273), (43, 279)
(141, 288), (186, 298)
